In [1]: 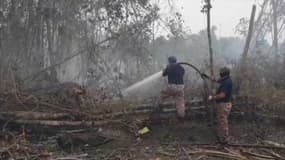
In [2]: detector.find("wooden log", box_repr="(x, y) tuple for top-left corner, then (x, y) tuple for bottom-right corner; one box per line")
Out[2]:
(0, 111), (71, 120)
(0, 105), (206, 121)
(38, 102), (92, 117)
(0, 119), (124, 127)
(0, 103), (254, 125)
(15, 100), (205, 120)
(86, 101), (249, 120)
(0, 110), (202, 128)
(0, 110), (278, 133)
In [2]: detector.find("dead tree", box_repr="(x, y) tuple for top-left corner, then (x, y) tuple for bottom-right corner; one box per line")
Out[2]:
(242, 5), (256, 65)
(272, 0), (279, 55)
(237, 5), (256, 93)
(202, 0), (214, 125)
(251, 0), (269, 50)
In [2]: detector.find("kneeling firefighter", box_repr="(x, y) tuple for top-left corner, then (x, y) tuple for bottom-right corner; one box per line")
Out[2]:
(161, 56), (186, 119)
(208, 67), (233, 144)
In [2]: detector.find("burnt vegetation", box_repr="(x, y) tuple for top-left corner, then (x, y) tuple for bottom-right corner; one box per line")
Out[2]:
(0, 0), (285, 159)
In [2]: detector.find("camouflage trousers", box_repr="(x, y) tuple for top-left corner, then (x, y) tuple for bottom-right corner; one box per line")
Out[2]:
(160, 84), (185, 118)
(214, 102), (232, 143)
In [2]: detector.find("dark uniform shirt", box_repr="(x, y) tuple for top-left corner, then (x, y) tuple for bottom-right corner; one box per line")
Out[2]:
(216, 77), (233, 103)
(162, 64), (185, 85)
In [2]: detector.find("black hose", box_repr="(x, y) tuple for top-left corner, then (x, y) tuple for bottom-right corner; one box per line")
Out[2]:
(178, 62), (210, 80)
(178, 64), (213, 124)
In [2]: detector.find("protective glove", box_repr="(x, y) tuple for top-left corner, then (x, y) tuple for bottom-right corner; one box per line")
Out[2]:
(201, 73), (210, 79)
(208, 95), (214, 101)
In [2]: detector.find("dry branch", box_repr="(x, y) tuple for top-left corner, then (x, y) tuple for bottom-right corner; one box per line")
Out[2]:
(188, 149), (248, 160)
(241, 150), (275, 160)
(192, 143), (285, 150)
(262, 149), (285, 160)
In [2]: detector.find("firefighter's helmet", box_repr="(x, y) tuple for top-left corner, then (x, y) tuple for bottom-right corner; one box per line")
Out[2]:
(219, 67), (230, 77)
(168, 56), (177, 64)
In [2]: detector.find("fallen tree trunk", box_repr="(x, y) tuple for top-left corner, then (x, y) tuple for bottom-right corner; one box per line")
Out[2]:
(0, 101), (252, 121)
(0, 111), (249, 129)
(0, 110), (205, 128)
(0, 119), (124, 127)
(0, 102), (260, 128)
(6, 100), (205, 120)
(0, 106), (205, 121)
(0, 111), (72, 120)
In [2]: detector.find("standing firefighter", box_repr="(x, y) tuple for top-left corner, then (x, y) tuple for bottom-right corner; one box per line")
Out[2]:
(161, 56), (186, 119)
(208, 67), (233, 144)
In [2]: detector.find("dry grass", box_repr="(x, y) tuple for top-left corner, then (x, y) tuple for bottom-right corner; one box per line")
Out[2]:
(240, 88), (285, 116)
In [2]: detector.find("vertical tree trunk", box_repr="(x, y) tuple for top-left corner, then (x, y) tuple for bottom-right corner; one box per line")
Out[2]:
(272, 0), (279, 55)
(237, 5), (256, 93)
(206, 0), (214, 81)
(241, 5), (257, 120)
(205, 0), (214, 125)
(251, 0), (269, 51)
(242, 5), (256, 61)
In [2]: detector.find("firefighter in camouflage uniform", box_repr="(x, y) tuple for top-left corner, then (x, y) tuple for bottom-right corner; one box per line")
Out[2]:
(208, 67), (233, 144)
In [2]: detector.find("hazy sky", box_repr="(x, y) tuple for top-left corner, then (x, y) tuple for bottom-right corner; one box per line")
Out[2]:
(173, 0), (262, 37)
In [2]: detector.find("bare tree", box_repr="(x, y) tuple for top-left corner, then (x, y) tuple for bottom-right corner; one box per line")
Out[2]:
(272, 0), (279, 55)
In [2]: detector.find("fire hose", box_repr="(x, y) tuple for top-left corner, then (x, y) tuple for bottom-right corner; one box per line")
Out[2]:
(178, 62), (213, 125)
(178, 62), (210, 80)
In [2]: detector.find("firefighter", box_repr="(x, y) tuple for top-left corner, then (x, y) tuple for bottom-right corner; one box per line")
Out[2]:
(161, 56), (186, 119)
(208, 67), (233, 144)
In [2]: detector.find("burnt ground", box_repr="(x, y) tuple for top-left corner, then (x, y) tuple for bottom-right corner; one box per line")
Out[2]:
(4, 117), (284, 160)
(1, 88), (285, 159)
(83, 119), (285, 160)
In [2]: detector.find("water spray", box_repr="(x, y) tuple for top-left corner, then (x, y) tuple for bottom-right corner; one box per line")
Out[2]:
(122, 62), (210, 98)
